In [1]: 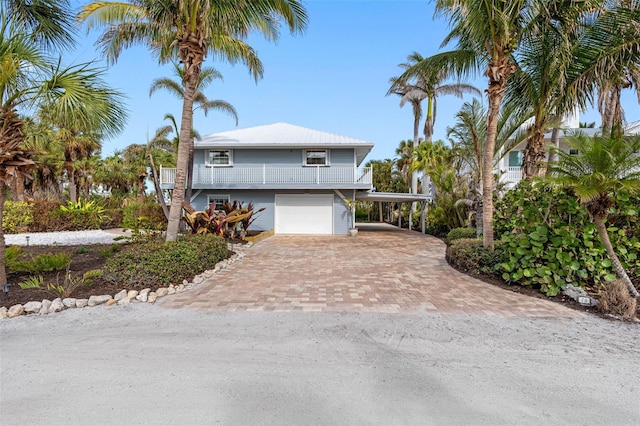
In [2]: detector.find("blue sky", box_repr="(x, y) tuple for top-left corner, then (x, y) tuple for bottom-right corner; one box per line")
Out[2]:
(72, 0), (640, 162)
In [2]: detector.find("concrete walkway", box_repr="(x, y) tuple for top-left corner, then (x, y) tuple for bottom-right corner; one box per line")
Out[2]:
(159, 223), (580, 318)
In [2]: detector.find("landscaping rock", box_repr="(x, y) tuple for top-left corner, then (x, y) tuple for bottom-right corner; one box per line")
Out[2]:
(62, 298), (76, 308)
(0, 306), (8, 319)
(127, 290), (138, 300)
(8, 304), (24, 318)
(147, 292), (157, 304)
(23, 301), (42, 314)
(156, 288), (169, 297)
(167, 287), (176, 295)
(117, 297), (130, 306)
(49, 298), (64, 313)
(136, 288), (150, 303)
(106, 299), (117, 306)
(563, 284), (597, 307)
(76, 299), (89, 308)
(114, 290), (127, 301)
(88, 295), (112, 307)
(177, 284), (185, 292)
(39, 300), (52, 315)
(182, 279), (189, 286)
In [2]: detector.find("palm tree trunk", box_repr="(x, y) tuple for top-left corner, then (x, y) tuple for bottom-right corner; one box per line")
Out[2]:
(0, 183), (7, 289)
(547, 127), (561, 170)
(148, 150), (170, 221)
(594, 214), (639, 298)
(483, 58), (516, 250)
(166, 47), (201, 241)
(522, 121), (547, 179)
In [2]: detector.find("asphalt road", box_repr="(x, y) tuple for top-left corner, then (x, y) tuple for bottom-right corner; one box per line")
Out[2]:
(1, 304), (639, 425)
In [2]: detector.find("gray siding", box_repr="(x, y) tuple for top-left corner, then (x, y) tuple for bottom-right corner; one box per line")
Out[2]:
(194, 148), (355, 167)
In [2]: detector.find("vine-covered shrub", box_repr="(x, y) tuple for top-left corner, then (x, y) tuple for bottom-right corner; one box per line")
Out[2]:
(2, 201), (34, 233)
(494, 181), (640, 296)
(447, 238), (505, 276)
(447, 227), (477, 243)
(103, 234), (228, 288)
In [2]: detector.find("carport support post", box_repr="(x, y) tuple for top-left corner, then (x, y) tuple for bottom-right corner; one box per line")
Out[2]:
(397, 203), (401, 228)
(421, 201), (426, 234)
(379, 201), (383, 223)
(408, 202), (412, 231)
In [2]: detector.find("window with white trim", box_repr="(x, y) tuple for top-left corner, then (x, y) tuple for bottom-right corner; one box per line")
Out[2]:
(569, 149), (579, 156)
(206, 150), (232, 166)
(208, 195), (230, 212)
(304, 149), (328, 166)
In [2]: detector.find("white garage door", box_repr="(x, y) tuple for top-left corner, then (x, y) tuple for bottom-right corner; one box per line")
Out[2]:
(275, 194), (333, 234)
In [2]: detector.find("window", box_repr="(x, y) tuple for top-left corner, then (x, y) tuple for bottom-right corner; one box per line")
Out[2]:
(208, 195), (230, 212)
(569, 149), (579, 156)
(207, 150), (232, 166)
(304, 149), (328, 166)
(508, 151), (522, 167)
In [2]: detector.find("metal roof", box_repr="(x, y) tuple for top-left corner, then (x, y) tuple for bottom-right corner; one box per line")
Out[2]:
(196, 122), (374, 166)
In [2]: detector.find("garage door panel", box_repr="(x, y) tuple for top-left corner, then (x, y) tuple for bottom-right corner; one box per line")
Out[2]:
(275, 195), (333, 234)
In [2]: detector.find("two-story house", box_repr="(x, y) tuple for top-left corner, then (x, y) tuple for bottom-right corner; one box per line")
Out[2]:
(159, 122), (375, 235)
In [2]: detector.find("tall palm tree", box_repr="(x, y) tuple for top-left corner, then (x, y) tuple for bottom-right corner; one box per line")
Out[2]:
(149, 63), (238, 203)
(79, 0), (308, 241)
(389, 52), (480, 196)
(548, 134), (640, 298)
(509, 1), (640, 178)
(403, 0), (529, 250)
(387, 77), (423, 196)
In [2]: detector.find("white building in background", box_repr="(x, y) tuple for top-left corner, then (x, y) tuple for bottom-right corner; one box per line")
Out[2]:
(498, 113), (640, 188)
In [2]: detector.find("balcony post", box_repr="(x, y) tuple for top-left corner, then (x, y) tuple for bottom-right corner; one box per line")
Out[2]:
(263, 164), (266, 184)
(316, 166), (320, 184)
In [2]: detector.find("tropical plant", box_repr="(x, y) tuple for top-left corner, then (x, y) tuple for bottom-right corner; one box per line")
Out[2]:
(548, 134), (640, 298)
(390, 52), (480, 197)
(79, 0), (308, 242)
(403, 0), (530, 250)
(19, 267), (102, 299)
(150, 63), (238, 202)
(393, 140), (414, 193)
(181, 202), (252, 238)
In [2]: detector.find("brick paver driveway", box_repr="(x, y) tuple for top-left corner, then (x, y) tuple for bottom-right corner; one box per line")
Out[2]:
(159, 223), (580, 317)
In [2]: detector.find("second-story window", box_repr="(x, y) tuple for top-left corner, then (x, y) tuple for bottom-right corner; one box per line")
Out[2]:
(304, 149), (328, 166)
(207, 150), (232, 166)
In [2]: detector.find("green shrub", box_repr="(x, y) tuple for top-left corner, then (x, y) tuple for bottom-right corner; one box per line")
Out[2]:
(99, 245), (120, 259)
(494, 181), (640, 296)
(103, 234), (227, 287)
(29, 201), (63, 232)
(122, 202), (166, 231)
(101, 208), (124, 228)
(10, 252), (72, 274)
(447, 227), (477, 243)
(2, 201), (34, 233)
(4, 245), (23, 271)
(447, 238), (505, 276)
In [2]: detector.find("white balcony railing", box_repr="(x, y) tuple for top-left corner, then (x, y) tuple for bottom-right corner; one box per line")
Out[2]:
(505, 166), (522, 183)
(160, 165), (372, 187)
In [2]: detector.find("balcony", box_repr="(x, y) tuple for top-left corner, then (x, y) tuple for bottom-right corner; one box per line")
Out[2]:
(160, 165), (373, 190)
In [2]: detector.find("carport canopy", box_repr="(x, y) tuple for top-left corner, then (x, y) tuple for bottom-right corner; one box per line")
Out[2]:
(354, 191), (433, 234)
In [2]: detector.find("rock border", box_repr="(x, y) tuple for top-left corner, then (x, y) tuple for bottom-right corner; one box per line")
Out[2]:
(0, 244), (249, 320)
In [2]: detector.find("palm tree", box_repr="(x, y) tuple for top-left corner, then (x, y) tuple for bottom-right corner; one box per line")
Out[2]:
(37, 62), (128, 202)
(394, 140), (414, 193)
(79, 0), (308, 241)
(403, 0), (529, 250)
(150, 63), (238, 203)
(387, 77), (423, 196)
(388, 52), (480, 196)
(509, 1), (640, 179)
(548, 134), (640, 298)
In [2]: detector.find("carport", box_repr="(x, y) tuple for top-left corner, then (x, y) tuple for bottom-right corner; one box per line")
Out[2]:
(354, 191), (433, 234)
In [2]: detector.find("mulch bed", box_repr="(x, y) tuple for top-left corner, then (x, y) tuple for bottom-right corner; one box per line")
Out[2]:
(3, 244), (162, 309)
